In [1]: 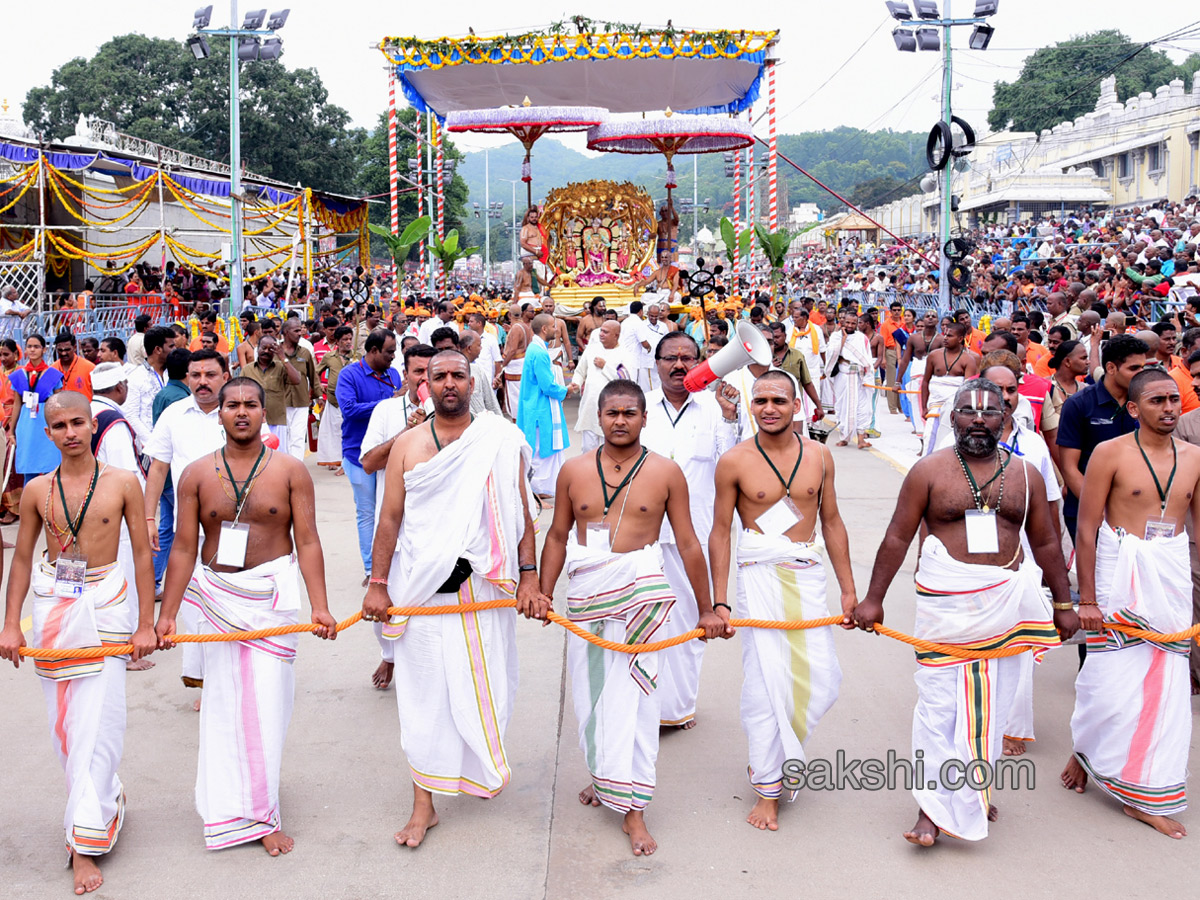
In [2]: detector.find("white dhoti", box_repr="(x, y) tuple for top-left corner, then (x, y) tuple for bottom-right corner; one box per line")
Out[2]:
(503, 358), (523, 419)
(316, 402), (343, 465)
(566, 539), (674, 812)
(285, 407), (308, 460)
(1070, 524), (1191, 816)
(382, 412), (531, 798)
(831, 368), (868, 442)
(656, 543), (707, 727)
(736, 531), (842, 799)
(530, 445), (565, 496)
(907, 357), (926, 425)
(31, 561), (131, 857)
(387, 575), (518, 797)
(922, 375), (963, 456)
(910, 536), (1060, 841)
(579, 430), (603, 452)
(185, 556), (300, 850)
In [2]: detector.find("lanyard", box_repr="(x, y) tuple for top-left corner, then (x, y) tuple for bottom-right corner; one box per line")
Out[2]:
(955, 448), (1009, 512)
(1135, 430), (1176, 514)
(596, 447), (649, 515)
(754, 432), (803, 498)
(145, 362), (164, 389)
(55, 460), (100, 545)
(431, 414), (472, 452)
(221, 445), (267, 521)
(661, 397), (691, 429)
(361, 360), (398, 391)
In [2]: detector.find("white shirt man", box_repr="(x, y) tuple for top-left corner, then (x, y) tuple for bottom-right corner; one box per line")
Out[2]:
(619, 304), (653, 390)
(570, 321), (632, 451)
(417, 311), (458, 345)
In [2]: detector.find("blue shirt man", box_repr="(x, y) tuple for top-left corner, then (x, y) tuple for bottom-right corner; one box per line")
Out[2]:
(336, 330), (402, 579)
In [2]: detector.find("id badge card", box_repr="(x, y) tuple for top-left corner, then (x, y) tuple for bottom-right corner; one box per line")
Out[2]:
(964, 509), (999, 554)
(54, 551), (87, 599)
(757, 497), (802, 537)
(216, 522), (250, 567)
(23, 390), (37, 417)
(585, 522), (611, 551)
(1144, 516), (1177, 541)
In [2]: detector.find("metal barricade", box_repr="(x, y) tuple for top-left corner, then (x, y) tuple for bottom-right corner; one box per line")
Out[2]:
(13, 304), (176, 343)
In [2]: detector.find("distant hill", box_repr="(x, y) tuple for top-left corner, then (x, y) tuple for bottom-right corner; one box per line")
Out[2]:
(457, 127), (926, 252)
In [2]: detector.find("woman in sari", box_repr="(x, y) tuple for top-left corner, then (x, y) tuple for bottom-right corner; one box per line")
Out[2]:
(7, 334), (64, 481)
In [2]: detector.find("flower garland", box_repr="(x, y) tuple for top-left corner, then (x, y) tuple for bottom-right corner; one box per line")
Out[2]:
(379, 27), (777, 70)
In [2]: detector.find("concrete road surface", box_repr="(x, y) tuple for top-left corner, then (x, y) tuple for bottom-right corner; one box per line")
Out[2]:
(1, 405), (1195, 899)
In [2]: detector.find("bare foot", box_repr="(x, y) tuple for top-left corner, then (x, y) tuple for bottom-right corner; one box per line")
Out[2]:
(835, 439), (849, 447)
(903, 809), (939, 847)
(1060, 756), (1088, 793)
(988, 804), (999, 822)
(126, 658), (155, 671)
(262, 831), (294, 856)
(372, 661), (394, 691)
(71, 852), (103, 894)
(1003, 737), (1026, 756)
(857, 439), (873, 449)
(623, 810), (657, 856)
(746, 796), (779, 831)
(578, 784), (602, 807)
(1123, 805), (1187, 838)
(333, 467), (344, 476)
(395, 804), (439, 848)
(676, 718), (697, 730)
(192, 696), (202, 713)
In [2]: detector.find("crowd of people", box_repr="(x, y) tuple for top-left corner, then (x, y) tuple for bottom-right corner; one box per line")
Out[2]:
(0, 194), (1198, 894)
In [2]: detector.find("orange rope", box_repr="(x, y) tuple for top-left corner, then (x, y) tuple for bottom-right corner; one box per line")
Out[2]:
(15, 601), (1199, 662)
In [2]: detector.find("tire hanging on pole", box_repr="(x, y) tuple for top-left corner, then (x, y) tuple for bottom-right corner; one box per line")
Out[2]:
(926, 120), (953, 171)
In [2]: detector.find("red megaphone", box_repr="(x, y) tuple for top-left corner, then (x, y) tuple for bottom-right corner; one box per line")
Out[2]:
(683, 321), (772, 392)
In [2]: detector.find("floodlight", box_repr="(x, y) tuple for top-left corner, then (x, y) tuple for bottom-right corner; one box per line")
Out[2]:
(267, 9), (290, 30)
(259, 37), (283, 60)
(914, 0), (939, 19)
(968, 24), (994, 50)
(974, 0), (998, 15)
(242, 8), (267, 29)
(885, 1), (912, 19)
(916, 27), (940, 51)
(187, 34), (211, 59)
(892, 28), (917, 51)
(193, 5), (213, 29)
(237, 36), (262, 61)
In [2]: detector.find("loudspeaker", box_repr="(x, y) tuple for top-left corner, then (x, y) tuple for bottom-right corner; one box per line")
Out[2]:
(684, 321), (771, 392)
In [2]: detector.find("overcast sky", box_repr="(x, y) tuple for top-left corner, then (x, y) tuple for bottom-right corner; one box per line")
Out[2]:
(6, 1), (1199, 155)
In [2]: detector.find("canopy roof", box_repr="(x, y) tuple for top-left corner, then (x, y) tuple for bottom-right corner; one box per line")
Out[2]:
(380, 26), (778, 118)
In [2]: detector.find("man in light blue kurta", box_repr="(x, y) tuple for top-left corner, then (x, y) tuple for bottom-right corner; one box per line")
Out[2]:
(517, 314), (576, 497)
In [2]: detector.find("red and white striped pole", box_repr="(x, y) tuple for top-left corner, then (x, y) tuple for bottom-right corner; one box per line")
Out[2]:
(387, 69), (400, 291)
(732, 142), (741, 285)
(768, 61), (778, 233)
(747, 105), (756, 292)
(435, 119), (445, 296)
(416, 113), (425, 287)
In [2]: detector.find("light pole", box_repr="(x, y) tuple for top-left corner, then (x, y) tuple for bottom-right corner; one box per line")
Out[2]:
(887, 0), (995, 310)
(188, 4), (290, 315)
(499, 178), (521, 285)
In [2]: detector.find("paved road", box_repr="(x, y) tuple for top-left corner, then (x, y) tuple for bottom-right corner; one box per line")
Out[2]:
(1, 405), (1196, 899)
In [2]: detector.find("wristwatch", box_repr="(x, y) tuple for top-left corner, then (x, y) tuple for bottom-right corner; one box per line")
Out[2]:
(518, 564), (537, 573)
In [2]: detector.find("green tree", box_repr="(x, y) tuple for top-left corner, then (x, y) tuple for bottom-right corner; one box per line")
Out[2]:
(23, 34), (363, 195)
(988, 30), (1199, 134)
(847, 174), (919, 210)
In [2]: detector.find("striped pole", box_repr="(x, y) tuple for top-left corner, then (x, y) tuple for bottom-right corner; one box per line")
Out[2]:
(747, 105), (756, 291)
(416, 113), (425, 287)
(435, 119), (445, 296)
(387, 69), (400, 291)
(768, 61), (779, 233)
(732, 143), (741, 284)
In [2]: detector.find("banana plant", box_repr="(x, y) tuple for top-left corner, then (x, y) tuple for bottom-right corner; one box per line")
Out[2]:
(429, 229), (481, 297)
(718, 216), (754, 273)
(369, 216), (432, 267)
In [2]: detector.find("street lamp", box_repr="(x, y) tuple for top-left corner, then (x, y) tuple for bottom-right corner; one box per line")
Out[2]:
(884, 0), (996, 308)
(186, 3), (290, 315)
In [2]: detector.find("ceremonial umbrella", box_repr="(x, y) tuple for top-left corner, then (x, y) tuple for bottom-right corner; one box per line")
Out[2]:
(585, 112), (754, 203)
(445, 101), (608, 208)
